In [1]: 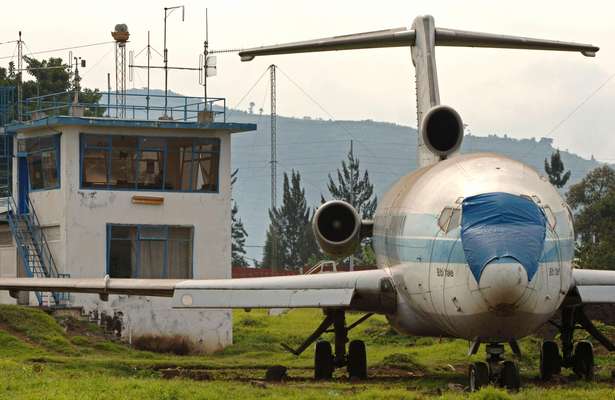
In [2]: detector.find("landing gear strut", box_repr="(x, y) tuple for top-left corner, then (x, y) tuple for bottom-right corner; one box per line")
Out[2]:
(541, 306), (610, 381)
(283, 309), (372, 380)
(468, 342), (521, 391)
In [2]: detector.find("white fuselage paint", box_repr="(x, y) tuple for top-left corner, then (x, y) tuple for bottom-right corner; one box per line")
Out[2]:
(372, 153), (574, 342)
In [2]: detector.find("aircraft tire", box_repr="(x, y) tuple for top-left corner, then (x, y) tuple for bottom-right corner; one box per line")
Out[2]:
(314, 341), (334, 380)
(347, 340), (367, 380)
(540, 340), (561, 380)
(468, 361), (489, 392)
(500, 361), (521, 391)
(573, 341), (594, 381)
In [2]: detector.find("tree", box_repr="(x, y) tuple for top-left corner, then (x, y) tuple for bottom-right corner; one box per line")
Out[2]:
(544, 149), (571, 188)
(1, 57), (104, 117)
(566, 165), (615, 269)
(230, 169), (249, 267)
(326, 142), (377, 219)
(325, 142), (378, 267)
(262, 170), (319, 270)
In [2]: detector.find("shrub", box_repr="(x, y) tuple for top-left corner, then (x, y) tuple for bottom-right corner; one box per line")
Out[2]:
(132, 334), (196, 355)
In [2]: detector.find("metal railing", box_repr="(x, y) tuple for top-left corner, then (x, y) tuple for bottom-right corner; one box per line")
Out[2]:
(22, 91), (226, 123)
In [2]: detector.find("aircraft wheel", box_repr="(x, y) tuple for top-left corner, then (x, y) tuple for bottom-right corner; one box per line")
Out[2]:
(540, 340), (562, 380)
(500, 361), (521, 391)
(573, 341), (594, 380)
(468, 361), (489, 392)
(347, 340), (367, 380)
(314, 341), (334, 380)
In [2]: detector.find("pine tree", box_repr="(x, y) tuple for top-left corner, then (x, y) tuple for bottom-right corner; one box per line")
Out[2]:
(544, 149), (571, 188)
(262, 170), (319, 270)
(326, 142), (377, 218)
(231, 169), (248, 267)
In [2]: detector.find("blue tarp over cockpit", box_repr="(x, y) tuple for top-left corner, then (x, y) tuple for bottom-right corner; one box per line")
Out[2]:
(461, 192), (547, 282)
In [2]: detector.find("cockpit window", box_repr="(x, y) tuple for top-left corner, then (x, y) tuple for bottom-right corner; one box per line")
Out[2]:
(543, 205), (557, 230)
(438, 207), (461, 233)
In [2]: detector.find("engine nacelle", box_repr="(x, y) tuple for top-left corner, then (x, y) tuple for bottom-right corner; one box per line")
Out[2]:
(313, 200), (362, 258)
(421, 105), (464, 159)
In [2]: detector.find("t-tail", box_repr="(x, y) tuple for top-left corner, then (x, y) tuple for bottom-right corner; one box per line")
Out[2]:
(239, 15), (599, 168)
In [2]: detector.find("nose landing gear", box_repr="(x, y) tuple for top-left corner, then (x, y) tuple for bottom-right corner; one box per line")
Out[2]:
(468, 342), (521, 392)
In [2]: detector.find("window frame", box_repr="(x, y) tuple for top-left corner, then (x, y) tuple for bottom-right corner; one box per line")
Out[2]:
(17, 134), (61, 192)
(80, 133), (220, 193)
(106, 223), (194, 279)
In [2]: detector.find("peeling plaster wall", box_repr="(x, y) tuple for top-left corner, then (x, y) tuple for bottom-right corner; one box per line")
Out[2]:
(1, 124), (234, 351)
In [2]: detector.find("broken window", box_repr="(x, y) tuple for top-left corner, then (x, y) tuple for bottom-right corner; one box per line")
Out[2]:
(438, 207), (461, 233)
(18, 135), (60, 191)
(107, 224), (193, 279)
(81, 134), (220, 192)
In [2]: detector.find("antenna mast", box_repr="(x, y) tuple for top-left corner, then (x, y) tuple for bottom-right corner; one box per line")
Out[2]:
(111, 24), (130, 118)
(17, 31), (23, 121)
(163, 5), (185, 119)
(270, 64), (278, 270)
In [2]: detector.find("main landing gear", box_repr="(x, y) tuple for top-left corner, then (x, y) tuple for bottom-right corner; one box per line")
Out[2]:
(282, 309), (372, 380)
(468, 342), (521, 392)
(541, 305), (613, 381)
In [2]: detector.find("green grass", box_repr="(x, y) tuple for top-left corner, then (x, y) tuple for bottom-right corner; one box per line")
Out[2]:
(0, 305), (614, 399)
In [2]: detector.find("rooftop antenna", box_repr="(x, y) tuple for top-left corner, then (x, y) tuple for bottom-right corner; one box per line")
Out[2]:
(111, 24), (130, 118)
(16, 31), (23, 121)
(129, 31), (157, 119)
(162, 5), (185, 119)
(199, 8), (217, 114)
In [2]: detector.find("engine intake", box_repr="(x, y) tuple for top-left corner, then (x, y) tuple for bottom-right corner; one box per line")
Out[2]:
(313, 200), (362, 258)
(421, 105), (463, 158)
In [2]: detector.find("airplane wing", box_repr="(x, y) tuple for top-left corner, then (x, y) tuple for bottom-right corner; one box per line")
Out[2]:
(571, 269), (615, 304)
(0, 269), (396, 313)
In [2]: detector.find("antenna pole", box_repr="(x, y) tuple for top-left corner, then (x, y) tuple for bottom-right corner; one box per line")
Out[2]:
(203, 8), (208, 111)
(17, 31), (23, 121)
(163, 8), (168, 117)
(162, 5), (185, 119)
(147, 30), (151, 120)
(270, 64), (278, 270)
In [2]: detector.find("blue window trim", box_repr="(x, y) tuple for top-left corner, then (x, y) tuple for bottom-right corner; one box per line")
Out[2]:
(17, 133), (61, 192)
(106, 223), (194, 279)
(80, 133), (220, 193)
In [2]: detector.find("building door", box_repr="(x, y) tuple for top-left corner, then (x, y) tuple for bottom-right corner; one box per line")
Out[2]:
(17, 155), (28, 214)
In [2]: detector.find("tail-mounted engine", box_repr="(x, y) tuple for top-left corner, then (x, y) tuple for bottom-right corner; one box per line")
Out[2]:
(313, 200), (371, 258)
(421, 105), (464, 159)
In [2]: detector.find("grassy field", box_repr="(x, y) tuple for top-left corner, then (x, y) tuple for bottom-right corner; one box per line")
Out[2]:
(0, 304), (614, 399)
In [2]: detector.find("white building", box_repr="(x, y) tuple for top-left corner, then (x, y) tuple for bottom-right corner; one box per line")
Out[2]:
(0, 112), (255, 352)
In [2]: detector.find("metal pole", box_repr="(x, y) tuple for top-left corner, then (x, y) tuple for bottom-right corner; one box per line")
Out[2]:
(147, 30), (151, 120)
(204, 8), (208, 111)
(163, 8), (168, 117)
(270, 64), (278, 270)
(349, 139), (354, 272)
(107, 73), (111, 117)
(17, 31), (22, 121)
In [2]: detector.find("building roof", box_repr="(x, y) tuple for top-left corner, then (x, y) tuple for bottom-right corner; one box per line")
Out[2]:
(5, 115), (256, 135)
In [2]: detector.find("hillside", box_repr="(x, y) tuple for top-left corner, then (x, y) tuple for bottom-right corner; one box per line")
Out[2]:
(122, 89), (608, 263)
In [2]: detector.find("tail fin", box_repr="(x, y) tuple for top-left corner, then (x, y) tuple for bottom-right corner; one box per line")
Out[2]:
(239, 16), (599, 167)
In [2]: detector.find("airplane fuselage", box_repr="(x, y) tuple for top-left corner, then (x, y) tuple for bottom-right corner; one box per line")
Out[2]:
(373, 152), (574, 341)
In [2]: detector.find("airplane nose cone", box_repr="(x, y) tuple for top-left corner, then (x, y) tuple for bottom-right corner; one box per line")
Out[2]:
(478, 257), (528, 311)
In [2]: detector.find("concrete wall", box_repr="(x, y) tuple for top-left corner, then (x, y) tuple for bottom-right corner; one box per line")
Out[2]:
(2, 123), (234, 352)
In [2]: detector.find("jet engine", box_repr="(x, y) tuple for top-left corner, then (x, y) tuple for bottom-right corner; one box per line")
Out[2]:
(421, 105), (464, 158)
(313, 200), (364, 258)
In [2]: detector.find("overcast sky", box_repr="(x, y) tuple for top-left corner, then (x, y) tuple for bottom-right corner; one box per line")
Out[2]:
(1, 0), (613, 161)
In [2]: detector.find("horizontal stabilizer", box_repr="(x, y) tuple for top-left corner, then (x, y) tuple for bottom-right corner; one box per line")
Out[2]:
(435, 28), (598, 56)
(239, 24), (598, 61)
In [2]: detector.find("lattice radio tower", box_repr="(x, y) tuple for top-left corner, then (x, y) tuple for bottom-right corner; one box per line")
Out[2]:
(269, 64), (278, 269)
(112, 24), (129, 118)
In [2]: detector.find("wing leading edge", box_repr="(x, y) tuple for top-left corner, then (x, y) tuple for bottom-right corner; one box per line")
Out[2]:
(571, 269), (615, 304)
(0, 269), (396, 313)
